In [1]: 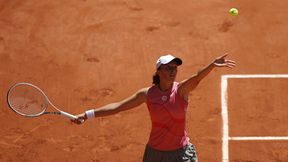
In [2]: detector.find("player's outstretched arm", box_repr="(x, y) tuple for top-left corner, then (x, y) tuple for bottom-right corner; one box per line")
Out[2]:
(178, 54), (236, 97)
(72, 88), (148, 124)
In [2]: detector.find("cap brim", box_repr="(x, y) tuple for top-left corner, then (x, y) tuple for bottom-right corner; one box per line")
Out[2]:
(172, 58), (182, 66)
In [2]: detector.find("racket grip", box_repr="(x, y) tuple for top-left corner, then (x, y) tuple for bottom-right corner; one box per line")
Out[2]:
(60, 111), (77, 120)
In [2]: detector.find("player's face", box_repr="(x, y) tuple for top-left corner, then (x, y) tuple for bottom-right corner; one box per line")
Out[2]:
(158, 62), (178, 81)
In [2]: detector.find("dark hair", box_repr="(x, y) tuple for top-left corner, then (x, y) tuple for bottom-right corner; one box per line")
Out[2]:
(152, 73), (160, 85)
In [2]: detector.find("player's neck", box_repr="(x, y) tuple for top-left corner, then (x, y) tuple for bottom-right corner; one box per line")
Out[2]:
(158, 81), (173, 92)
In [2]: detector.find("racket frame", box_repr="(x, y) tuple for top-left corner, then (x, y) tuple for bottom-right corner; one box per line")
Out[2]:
(7, 82), (77, 120)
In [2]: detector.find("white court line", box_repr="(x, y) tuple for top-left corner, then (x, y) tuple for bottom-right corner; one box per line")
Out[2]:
(221, 76), (229, 162)
(221, 74), (288, 162)
(223, 74), (288, 78)
(229, 137), (288, 140)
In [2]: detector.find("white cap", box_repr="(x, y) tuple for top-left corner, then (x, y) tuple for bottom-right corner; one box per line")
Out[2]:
(156, 54), (182, 69)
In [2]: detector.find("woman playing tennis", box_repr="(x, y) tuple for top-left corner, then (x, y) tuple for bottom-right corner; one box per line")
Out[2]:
(73, 54), (236, 162)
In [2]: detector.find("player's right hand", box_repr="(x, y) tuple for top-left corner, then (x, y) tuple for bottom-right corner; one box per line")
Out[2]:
(71, 113), (87, 124)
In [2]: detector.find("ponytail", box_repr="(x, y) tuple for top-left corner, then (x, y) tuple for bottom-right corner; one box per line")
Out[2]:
(152, 73), (160, 85)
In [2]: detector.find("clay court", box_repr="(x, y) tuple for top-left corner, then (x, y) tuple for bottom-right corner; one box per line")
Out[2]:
(1, 0), (288, 161)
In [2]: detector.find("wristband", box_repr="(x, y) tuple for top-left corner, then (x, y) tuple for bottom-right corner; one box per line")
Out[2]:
(85, 109), (95, 119)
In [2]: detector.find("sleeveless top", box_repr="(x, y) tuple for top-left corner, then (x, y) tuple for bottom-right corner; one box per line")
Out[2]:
(146, 82), (189, 151)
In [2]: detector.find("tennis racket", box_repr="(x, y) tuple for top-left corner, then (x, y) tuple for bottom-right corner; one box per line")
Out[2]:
(7, 82), (78, 120)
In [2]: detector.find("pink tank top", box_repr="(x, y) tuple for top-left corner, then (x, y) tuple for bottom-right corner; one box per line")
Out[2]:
(146, 82), (189, 151)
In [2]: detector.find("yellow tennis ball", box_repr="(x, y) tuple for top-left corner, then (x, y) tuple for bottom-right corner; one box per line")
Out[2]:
(229, 8), (239, 16)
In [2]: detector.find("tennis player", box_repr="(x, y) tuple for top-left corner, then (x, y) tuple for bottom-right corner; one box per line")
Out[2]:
(73, 54), (236, 162)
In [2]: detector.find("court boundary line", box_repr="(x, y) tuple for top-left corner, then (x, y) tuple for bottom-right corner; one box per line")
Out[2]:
(229, 137), (288, 140)
(221, 74), (288, 162)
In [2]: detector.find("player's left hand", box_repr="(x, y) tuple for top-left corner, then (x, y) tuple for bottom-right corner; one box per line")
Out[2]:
(213, 54), (236, 68)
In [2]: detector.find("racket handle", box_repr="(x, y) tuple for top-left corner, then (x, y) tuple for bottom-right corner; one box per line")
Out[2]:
(60, 111), (77, 120)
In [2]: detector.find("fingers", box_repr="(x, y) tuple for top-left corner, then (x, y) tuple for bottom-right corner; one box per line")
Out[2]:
(225, 60), (236, 67)
(214, 60), (236, 69)
(71, 117), (86, 125)
(219, 53), (228, 59)
(225, 59), (236, 64)
(71, 119), (79, 124)
(224, 62), (236, 68)
(215, 53), (236, 69)
(226, 64), (235, 69)
(70, 113), (88, 125)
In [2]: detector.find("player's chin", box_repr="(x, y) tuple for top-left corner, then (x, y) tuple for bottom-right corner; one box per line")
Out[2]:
(169, 76), (176, 81)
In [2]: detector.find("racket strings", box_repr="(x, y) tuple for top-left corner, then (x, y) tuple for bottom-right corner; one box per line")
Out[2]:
(8, 84), (48, 117)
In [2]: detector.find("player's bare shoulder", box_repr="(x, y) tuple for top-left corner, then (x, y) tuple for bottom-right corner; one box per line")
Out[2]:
(138, 87), (149, 98)
(134, 87), (148, 103)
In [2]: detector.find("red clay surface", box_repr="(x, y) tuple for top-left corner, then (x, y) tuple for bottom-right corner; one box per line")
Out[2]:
(1, 0), (288, 161)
